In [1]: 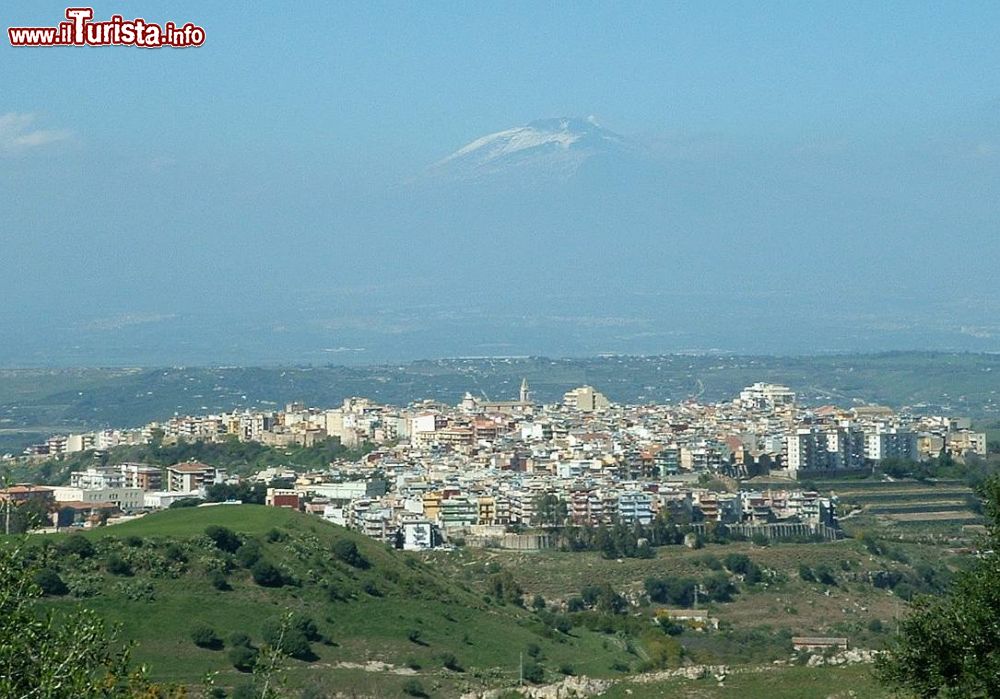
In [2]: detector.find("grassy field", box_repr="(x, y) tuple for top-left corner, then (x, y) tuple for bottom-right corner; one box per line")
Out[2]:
(16, 506), (638, 696)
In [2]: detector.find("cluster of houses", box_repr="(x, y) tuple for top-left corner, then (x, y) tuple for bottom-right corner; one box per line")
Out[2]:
(2, 382), (988, 542)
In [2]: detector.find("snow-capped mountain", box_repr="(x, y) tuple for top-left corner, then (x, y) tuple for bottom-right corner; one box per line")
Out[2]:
(427, 117), (630, 181)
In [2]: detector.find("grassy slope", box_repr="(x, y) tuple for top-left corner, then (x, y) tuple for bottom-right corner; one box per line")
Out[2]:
(34, 506), (633, 696)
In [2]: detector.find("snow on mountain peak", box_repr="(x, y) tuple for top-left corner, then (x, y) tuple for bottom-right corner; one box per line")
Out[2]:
(430, 117), (627, 180)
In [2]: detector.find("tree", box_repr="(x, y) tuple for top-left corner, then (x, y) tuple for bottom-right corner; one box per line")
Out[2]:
(402, 679), (428, 697)
(59, 534), (95, 558)
(205, 525), (242, 553)
(34, 567), (68, 596)
(229, 644), (259, 672)
(534, 493), (567, 526)
(191, 624), (224, 650)
(251, 560), (285, 588)
(877, 474), (1000, 696)
(0, 545), (175, 697)
(332, 539), (368, 569)
(262, 617), (314, 660)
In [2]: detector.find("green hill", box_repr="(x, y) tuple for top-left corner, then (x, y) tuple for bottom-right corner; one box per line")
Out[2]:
(18, 506), (634, 697)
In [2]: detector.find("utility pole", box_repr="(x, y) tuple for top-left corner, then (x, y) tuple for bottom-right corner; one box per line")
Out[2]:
(519, 651), (523, 686)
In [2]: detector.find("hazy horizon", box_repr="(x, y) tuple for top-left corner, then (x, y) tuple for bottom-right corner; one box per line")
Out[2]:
(4, 2), (1000, 366)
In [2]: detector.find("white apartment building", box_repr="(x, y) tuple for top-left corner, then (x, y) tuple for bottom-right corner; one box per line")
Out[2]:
(739, 383), (796, 411)
(864, 428), (918, 462)
(786, 425), (865, 476)
(51, 486), (145, 511)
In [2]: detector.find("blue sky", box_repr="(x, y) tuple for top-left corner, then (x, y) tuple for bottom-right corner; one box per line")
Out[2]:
(2, 2), (1000, 364)
(5, 2), (1000, 163)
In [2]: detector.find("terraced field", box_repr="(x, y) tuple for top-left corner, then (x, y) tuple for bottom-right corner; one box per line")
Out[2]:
(822, 479), (983, 534)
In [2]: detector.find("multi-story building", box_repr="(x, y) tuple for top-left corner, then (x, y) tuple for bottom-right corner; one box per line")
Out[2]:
(562, 386), (610, 412)
(786, 425), (865, 477)
(738, 383), (796, 411)
(864, 428), (918, 462)
(167, 462), (217, 492)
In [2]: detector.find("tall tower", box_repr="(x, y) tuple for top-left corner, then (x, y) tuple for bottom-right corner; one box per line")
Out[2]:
(519, 378), (530, 403)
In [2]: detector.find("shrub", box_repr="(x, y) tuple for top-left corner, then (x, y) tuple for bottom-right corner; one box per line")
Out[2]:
(522, 660), (545, 683)
(703, 572), (737, 602)
(124, 535), (143, 548)
(229, 644), (258, 672)
(251, 561), (284, 588)
(288, 613), (321, 642)
(532, 593), (547, 611)
(724, 553), (752, 575)
(235, 540), (262, 568)
(362, 580), (382, 596)
(407, 628), (426, 645)
(332, 539), (368, 569)
(33, 568), (68, 596)
(209, 570), (231, 591)
(106, 554), (133, 577)
(191, 624), (223, 650)
(566, 596), (585, 612)
(526, 642), (542, 658)
(59, 535), (94, 559)
(263, 618), (314, 660)
(559, 662), (575, 675)
(205, 525), (242, 553)
(230, 631), (252, 648)
(266, 527), (286, 543)
(402, 679), (428, 697)
(553, 614), (573, 634)
(799, 564), (815, 582)
(164, 543), (187, 563)
(439, 651), (462, 671)
(814, 564), (837, 586)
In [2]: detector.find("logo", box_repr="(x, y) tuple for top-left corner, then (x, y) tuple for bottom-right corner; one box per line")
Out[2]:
(8, 7), (206, 48)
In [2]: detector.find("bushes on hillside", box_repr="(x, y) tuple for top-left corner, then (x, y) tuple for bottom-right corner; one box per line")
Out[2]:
(33, 568), (68, 596)
(106, 554), (133, 577)
(581, 583), (628, 614)
(522, 660), (545, 683)
(332, 539), (368, 569)
(235, 540), (262, 568)
(250, 560), (285, 588)
(402, 679), (427, 697)
(205, 525), (242, 553)
(262, 615), (316, 661)
(229, 644), (258, 672)
(488, 571), (524, 606)
(209, 570), (231, 591)
(438, 651), (463, 672)
(645, 576), (696, 607)
(191, 625), (223, 650)
(59, 535), (95, 559)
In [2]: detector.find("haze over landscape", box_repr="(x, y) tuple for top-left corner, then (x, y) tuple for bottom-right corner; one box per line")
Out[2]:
(4, 2), (1000, 366)
(8, 5), (1000, 699)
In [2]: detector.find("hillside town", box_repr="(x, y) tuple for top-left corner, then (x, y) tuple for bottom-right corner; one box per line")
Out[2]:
(2, 382), (988, 547)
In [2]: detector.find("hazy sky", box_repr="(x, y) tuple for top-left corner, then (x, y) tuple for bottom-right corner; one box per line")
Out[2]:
(3, 2), (1000, 364)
